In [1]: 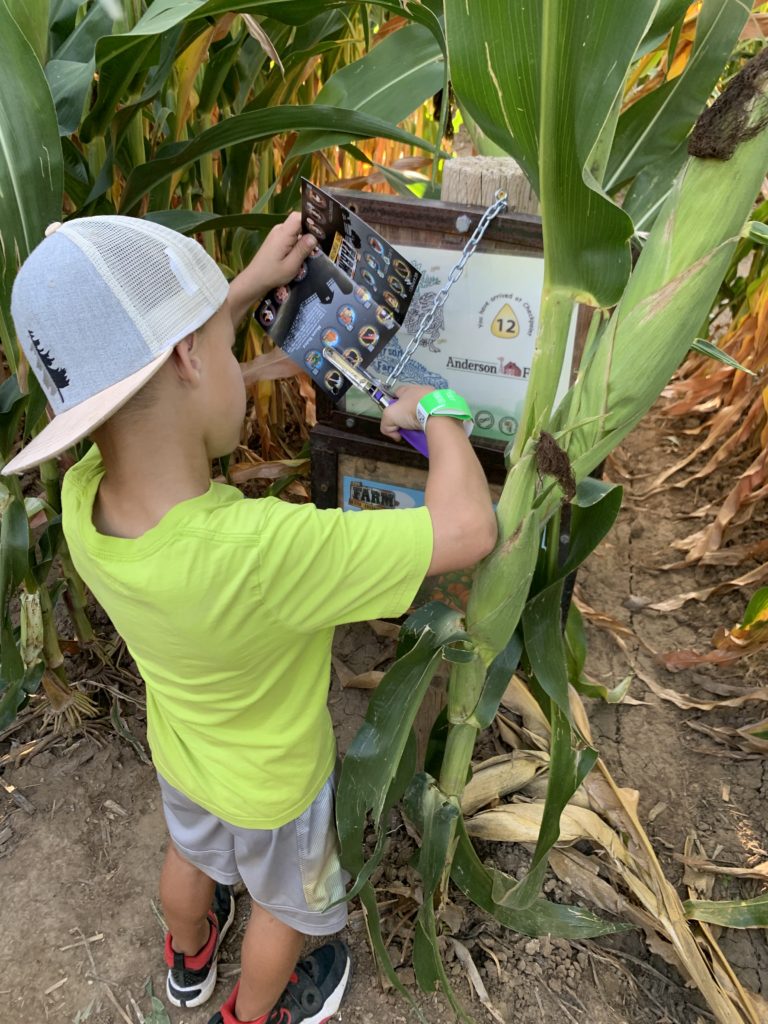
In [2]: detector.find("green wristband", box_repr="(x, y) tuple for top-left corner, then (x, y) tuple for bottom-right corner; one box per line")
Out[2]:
(416, 389), (474, 436)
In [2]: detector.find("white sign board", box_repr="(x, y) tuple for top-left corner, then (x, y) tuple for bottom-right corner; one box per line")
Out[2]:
(343, 245), (576, 444)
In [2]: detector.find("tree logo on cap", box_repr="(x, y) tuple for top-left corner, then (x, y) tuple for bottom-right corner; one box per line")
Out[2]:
(28, 330), (70, 401)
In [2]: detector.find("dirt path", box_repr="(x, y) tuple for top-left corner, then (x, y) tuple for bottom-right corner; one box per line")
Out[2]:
(1, 413), (766, 1024)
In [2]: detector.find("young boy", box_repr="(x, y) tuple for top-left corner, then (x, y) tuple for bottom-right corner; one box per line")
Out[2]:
(3, 214), (497, 1024)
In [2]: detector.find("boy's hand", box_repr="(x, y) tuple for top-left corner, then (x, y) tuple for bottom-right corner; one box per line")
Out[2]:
(249, 212), (318, 293)
(229, 212), (316, 326)
(380, 385), (433, 442)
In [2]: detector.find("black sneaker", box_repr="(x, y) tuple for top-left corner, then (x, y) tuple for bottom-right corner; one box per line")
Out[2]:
(208, 939), (351, 1024)
(165, 882), (236, 1008)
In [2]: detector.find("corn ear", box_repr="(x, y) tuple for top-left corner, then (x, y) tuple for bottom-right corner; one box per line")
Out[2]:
(557, 51), (768, 479)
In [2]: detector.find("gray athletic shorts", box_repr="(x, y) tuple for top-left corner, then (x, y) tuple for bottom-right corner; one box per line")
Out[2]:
(157, 772), (349, 935)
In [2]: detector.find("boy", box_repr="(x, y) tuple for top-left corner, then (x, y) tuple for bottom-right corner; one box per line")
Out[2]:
(3, 214), (497, 1023)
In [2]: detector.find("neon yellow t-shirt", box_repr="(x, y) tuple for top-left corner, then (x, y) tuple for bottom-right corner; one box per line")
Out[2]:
(61, 446), (433, 828)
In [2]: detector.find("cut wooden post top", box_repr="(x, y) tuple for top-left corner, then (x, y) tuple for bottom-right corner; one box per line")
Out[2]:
(441, 156), (538, 215)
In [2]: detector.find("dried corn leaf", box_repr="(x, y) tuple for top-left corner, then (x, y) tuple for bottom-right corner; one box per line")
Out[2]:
(548, 847), (680, 969)
(640, 560), (768, 611)
(461, 751), (548, 815)
(636, 665), (768, 710)
(499, 675), (549, 737)
(241, 14), (284, 76)
(465, 801), (636, 869)
(582, 759), (761, 1024)
(521, 775), (590, 807)
(685, 719), (768, 755)
(671, 450), (768, 561)
(683, 835), (715, 900)
(368, 620), (402, 640)
(342, 671), (385, 690)
(573, 593), (634, 648)
(227, 458), (309, 484)
(674, 856), (768, 882)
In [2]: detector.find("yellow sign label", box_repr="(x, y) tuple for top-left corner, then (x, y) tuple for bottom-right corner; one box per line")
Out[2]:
(491, 303), (520, 339)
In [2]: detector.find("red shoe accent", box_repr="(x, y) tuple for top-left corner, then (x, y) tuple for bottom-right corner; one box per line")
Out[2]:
(164, 910), (218, 971)
(219, 982), (272, 1024)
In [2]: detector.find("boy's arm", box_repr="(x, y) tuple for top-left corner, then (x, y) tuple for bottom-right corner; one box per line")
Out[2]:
(381, 387), (498, 575)
(228, 212), (316, 328)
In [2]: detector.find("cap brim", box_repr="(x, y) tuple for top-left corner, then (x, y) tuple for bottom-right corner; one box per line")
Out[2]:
(2, 348), (174, 476)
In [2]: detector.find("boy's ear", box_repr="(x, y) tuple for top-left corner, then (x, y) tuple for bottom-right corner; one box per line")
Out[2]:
(171, 332), (203, 384)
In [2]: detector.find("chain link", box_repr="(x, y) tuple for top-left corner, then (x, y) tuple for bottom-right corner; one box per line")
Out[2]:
(384, 190), (509, 386)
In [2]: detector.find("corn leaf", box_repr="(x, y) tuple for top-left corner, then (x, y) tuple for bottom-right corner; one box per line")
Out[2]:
(143, 210), (283, 234)
(45, 1), (115, 134)
(515, 602), (599, 908)
(0, 377), (29, 462)
(336, 621), (461, 892)
(119, 105), (438, 213)
(746, 220), (768, 246)
(405, 774), (468, 1019)
(451, 819), (628, 939)
(561, 480), (623, 577)
(684, 892), (768, 929)
(639, 0), (690, 54)
(5, 0), (48, 64)
(356, 880), (429, 1024)
(0, 0), (63, 370)
(468, 631), (523, 730)
(291, 23), (444, 157)
(741, 587), (768, 627)
(507, 481), (620, 906)
(445, 0), (657, 306)
(690, 338), (756, 377)
(0, 496), (30, 610)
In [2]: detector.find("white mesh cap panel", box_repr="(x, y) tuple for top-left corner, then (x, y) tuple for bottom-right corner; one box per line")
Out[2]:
(59, 216), (229, 354)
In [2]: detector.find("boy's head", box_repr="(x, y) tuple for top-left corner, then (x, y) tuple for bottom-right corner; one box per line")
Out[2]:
(3, 215), (237, 475)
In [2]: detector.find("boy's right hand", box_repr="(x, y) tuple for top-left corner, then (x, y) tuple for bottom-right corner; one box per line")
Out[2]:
(380, 385), (433, 442)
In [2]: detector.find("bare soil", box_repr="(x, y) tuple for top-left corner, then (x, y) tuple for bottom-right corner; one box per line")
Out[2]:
(1, 413), (766, 1024)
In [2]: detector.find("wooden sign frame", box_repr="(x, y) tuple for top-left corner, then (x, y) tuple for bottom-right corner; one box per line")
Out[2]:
(310, 189), (589, 510)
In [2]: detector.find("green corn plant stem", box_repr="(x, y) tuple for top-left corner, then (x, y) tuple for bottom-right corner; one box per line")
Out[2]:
(439, 722), (477, 800)
(38, 459), (94, 643)
(0, 308), (19, 376)
(198, 114), (217, 257)
(39, 459), (60, 512)
(511, 289), (574, 462)
(60, 549), (94, 644)
(39, 582), (65, 675)
(124, 107), (146, 170)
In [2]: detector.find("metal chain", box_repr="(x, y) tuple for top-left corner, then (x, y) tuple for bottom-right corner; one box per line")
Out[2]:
(384, 189), (509, 386)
